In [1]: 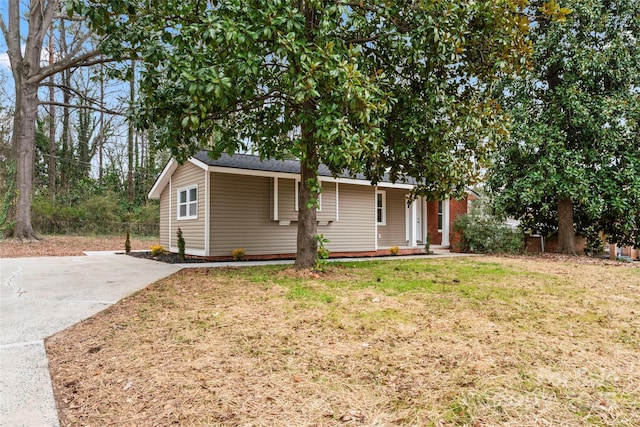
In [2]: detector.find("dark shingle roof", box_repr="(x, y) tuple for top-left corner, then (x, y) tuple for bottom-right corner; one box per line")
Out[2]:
(193, 151), (366, 180)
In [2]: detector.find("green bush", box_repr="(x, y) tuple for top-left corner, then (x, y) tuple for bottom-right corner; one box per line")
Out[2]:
(32, 195), (87, 233)
(133, 202), (160, 225)
(79, 193), (121, 231)
(453, 213), (524, 254)
(30, 194), (159, 235)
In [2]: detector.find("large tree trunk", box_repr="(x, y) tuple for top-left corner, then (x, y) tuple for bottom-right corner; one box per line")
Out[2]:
(48, 25), (56, 201)
(294, 127), (319, 270)
(557, 197), (577, 255)
(99, 63), (104, 181)
(59, 19), (71, 190)
(127, 59), (135, 203)
(13, 82), (40, 240)
(2, 0), (101, 238)
(292, 6), (320, 270)
(6, 0), (49, 240)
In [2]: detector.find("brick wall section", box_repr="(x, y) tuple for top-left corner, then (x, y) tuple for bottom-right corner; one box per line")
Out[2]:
(620, 246), (640, 260)
(426, 197), (469, 249)
(525, 234), (586, 254)
(448, 198), (468, 251)
(426, 201), (441, 245)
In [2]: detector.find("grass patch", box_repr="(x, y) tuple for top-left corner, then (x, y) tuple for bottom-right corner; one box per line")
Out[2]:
(47, 256), (640, 426)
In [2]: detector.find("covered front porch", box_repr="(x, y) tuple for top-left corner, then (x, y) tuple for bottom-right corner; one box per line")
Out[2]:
(374, 191), (453, 251)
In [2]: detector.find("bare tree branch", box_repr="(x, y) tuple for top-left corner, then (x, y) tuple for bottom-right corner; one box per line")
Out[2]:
(3, 0), (22, 61)
(32, 49), (101, 84)
(0, 14), (10, 48)
(38, 100), (125, 116)
(35, 0), (62, 48)
(40, 81), (127, 113)
(54, 13), (89, 22)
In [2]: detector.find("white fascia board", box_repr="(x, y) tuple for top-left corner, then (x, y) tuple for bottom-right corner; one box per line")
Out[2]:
(171, 159), (417, 190)
(148, 157), (209, 200)
(319, 176), (415, 190)
(188, 157), (211, 170)
(206, 165), (300, 180)
(375, 181), (415, 190)
(148, 158), (179, 200)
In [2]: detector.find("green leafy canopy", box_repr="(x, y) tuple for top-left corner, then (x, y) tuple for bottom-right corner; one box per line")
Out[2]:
(75, 0), (531, 198)
(489, 0), (640, 248)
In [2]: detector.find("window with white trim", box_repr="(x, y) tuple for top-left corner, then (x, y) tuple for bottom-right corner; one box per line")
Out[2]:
(177, 185), (198, 220)
(437, 200), (443, 231)
(376, 190), (386, 225)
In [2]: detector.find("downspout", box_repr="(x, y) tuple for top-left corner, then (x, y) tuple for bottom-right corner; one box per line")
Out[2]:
(374, 187), (378, 250)
(169, 177), (172, 249)
(335, 182), (339, 222)
(273, 177), (279, 221)
(422, 197), (428, 245)
(204, 169), (210, 256)
(441, 198), (450, 247)
(410, 199), (417, 247)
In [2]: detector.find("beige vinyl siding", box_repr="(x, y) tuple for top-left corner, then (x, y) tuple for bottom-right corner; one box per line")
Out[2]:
(159, 185), (170, 248)
(321, 184), (375, 252)
(378, 188), (408, 247)
(317, 181), (336, 223)
(170, 162), (206, 252)
(211, 172), (298, 256)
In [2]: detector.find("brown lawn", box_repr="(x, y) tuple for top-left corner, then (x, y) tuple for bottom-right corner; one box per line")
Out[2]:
(0, 234), (159, 258)
(45, 255), (640, 426)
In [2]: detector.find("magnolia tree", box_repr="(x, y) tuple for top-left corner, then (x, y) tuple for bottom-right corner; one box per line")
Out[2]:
(76, 0), (535, 268)
(489, 0), (640, 253)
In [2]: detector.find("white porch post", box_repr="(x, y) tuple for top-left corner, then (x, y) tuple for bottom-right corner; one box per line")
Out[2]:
(168, 177), (172, 249)
(441, 198), (450, 247)
(374, 187), (378, 250)
(422, 197), (428, 244)
(273, 177), (279, 221)
(204, 170), (210, 256)
(410, 199), (417, 247)
(335, 182), (339, 221)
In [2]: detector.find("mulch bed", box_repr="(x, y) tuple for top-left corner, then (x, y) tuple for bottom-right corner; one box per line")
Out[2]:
(128, 251), (211, 264)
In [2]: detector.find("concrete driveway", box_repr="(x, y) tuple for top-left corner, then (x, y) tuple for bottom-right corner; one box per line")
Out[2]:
(0, 254), (180, 427)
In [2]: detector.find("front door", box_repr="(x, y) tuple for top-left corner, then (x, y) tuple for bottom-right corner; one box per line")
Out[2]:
(415, 200), (422, 242)
(406, 197), (424, 246)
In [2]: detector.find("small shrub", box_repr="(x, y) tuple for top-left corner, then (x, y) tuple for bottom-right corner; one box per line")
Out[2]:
(232, 248), (245, 261)
(150, 244), (165, 257)
(177, 228), (185, 261)
(389, 246), (400, 256)
(425, 233), (431, 253)
(314, 234), (330, 272)
(453, 213), (523, 254)
(124, 230), (131, 254)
